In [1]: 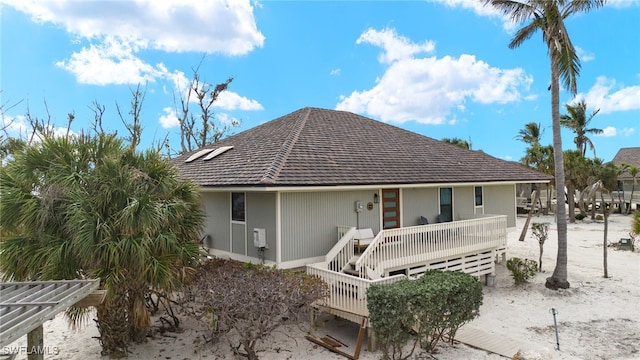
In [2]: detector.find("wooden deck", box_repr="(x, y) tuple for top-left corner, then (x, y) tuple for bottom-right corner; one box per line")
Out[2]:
(454, 326), (538, 358)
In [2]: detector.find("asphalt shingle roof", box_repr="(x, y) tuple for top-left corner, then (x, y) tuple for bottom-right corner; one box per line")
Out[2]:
(173, 107), (552, 187)
(611, 147), (640, 180)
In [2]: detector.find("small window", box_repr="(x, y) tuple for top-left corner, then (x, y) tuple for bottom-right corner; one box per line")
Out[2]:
(232, 192), (245, 222)
(475, 186), (483, 207)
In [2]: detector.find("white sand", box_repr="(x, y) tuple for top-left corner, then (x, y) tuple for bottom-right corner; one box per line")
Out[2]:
(5, 213), (639, 360)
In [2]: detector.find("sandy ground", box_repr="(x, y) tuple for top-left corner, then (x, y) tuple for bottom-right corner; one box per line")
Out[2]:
(4, 213), (639, 360)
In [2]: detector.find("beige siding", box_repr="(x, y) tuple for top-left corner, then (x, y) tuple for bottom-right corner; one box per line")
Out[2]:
(201, 192), (231, 251)
(454, 186), (474, 218)
(280, 191), (380, 262)
(484, 184), (517, 227)
(402, 188), (439, 225)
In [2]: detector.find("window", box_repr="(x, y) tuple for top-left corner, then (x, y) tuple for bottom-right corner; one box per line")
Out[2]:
(439, 187), (453, 222)
(475, 186), (483, 207)
(231, 192), (245, 222)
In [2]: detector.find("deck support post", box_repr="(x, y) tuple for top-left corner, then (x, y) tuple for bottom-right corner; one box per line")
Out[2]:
(485, 274), (496, 287)
(367, 326), (377, 352)
(27, 325), (44, 360)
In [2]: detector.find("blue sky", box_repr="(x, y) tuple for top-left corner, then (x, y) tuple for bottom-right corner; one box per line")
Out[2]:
(1, 0), (638, 163)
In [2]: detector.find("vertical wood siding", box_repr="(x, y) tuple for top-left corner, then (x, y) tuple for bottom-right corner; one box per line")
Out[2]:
(280, 191), (380, 262)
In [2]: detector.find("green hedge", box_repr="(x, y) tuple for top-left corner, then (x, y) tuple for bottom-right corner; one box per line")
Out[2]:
(367, 270), (483, 359)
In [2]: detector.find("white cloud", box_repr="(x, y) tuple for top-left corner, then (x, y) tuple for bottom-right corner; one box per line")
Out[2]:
(337, 29), (532, 124)
(7, 0), (265, 95)
(55, 37), (164, 85)
(5, 0), (264, 55)
(621, 128), (636, 136)
(600, 126), (617, 137)
(431, 0), (517, 31)
(575, 76), (640, 114)
(357, 28), (435, 64)
(575, 46), (595, 62)
(215, 92), (264, 111)
(330, 68), (341, 76)
(159, 107), (179, 129)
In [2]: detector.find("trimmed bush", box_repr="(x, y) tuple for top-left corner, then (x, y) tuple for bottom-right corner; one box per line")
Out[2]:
(367, 270), (483, 359)
(506, 257), (537, 284)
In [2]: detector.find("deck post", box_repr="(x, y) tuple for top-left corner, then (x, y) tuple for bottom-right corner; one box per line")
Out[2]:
(485, 274), (496, 287)
(367, 326), (377, 352)
(27, 325), (44, 360)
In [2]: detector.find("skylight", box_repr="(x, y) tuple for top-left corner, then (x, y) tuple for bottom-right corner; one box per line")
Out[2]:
(203, 146), (234, 161)
(184, 148), (215, 163)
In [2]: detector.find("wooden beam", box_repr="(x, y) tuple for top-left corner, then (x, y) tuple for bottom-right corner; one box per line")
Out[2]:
(27, 325), (43, 360)
(72, 290), (107, 308)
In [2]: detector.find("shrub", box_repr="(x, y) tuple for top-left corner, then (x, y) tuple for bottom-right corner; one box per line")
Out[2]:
(367, 270), (483, 359)
(506, 257), (537, 285)
(183, 259), (328, 360)
(575, 213), (586, 220)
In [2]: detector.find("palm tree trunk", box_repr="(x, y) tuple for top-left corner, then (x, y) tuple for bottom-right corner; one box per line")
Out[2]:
(601, 192), (609, 278)
(519, 190), (540, 241)
(567, 183), (576, 223)
(546, 57), (570, 290)
(96, 287), (130, 358)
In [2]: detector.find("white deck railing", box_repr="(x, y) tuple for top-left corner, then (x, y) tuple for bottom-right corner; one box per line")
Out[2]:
(322, 226), (357, 272)
(307, 215), (507, 318)
(306, 265), (406, 317)
(356, 215), (507, 277)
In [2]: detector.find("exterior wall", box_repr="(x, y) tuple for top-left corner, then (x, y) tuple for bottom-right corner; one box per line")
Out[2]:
(280, 190), (380, 262)
(402, 185), (516, 228)
(201, 192), (231, 251)
(401, 188), (439, 225)
(483, 184), (517, 227)
(453, 186), (474, 218)
(246, 192), (277, 262)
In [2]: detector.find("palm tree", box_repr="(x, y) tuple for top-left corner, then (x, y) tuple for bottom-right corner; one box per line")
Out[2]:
(515, 122), (544, 146)
(620, 163), (638, 215)
(0, 134), (204, 356)
(442, 137), (472, 149)
(486, 0), (606, 290)
(560, 100), (602, 157)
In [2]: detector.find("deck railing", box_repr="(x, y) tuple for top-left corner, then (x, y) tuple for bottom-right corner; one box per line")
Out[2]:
(356, 215), (507, 277)
(306, 265), (406, 317)
(323, 226), (357, 272)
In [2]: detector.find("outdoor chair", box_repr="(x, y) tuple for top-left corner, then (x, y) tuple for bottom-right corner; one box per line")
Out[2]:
(353, 228), (375, 254)
(419, 216), (429, 225)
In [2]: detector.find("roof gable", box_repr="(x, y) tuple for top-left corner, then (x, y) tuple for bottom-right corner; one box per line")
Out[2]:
(173, 107), (552, 187)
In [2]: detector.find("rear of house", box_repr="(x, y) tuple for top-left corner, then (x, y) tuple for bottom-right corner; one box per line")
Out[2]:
(174, 107), (551, 269)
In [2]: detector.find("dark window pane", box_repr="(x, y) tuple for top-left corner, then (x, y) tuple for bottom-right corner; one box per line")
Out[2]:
(232, 192), (245, 222)
(475, 186), (483, 206)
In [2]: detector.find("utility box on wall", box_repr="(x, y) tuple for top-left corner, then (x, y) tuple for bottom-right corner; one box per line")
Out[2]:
(253, 228), (266, 248)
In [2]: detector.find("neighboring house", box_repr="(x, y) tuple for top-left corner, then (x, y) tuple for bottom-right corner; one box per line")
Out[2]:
(611, 147), (640, 193)
(610, 147), (640, 211)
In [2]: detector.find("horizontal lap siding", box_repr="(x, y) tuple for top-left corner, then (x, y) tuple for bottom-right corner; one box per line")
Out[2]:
(281, 191), (379, 262)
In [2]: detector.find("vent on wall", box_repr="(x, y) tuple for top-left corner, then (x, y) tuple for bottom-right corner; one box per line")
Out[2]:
(203, 146), (234, 160)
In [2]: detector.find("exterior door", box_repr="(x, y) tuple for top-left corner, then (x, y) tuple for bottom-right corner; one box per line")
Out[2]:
(382, 188), (400, 229)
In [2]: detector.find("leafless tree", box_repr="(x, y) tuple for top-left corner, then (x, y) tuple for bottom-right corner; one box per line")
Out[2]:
(174, 63), (237, 155)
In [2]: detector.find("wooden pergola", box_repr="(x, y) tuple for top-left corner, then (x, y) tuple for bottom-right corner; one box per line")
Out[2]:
(0, 279), (103, 360)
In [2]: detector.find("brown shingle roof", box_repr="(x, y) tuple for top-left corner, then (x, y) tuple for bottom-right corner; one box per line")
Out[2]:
(173, 107), (552, 187)
(611, 147), (640, 180)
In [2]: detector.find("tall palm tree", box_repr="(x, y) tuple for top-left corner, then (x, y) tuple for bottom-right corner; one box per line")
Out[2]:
(0, 134), (204, 357)
(486, 0), (606, 290)
(560, 99), (602, 157)
(515, 122), (544, 146)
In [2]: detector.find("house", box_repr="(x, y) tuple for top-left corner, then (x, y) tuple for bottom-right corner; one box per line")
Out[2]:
(174, 107), (551, 323)
(610, 147), (640, 210)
